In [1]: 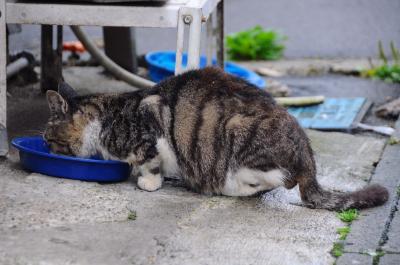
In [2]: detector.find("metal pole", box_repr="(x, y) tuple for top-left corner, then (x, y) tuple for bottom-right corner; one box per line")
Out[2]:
(216, 0), (224, 68)
(0, 0), (8, 156)
(103, 27), (138, 73)
(186, 9), (202, 70)
(6, 57), (29, 79)
(206, 14), (213, 66)
(175, 10), (185, 75)
(40, 25), (63, 92)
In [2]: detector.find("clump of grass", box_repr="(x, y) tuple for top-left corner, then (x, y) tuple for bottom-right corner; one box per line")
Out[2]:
(388, 136), (400, 145)
(337, 209), (358, 223)
(332, 209), (359, 259)
(127, 210), (137, 221)
(331, 242), (344, 258)
(226, 25), (286, 61)
(372, 250), (385, 265)
(337, 227), (351, 240)
(362, 41), (400, 84)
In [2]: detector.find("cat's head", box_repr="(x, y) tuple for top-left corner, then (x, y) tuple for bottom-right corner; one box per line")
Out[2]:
(44, 83), (99, 157)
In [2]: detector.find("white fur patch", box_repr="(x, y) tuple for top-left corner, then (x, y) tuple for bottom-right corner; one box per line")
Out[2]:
(79, 119), (102, 158)
(137, 174), (162, 191)
(79, 119), (117, 160)
(124, 153), (138, 165)
(141, 95), (160, 105)
(156, 138), (180, 177)
(221, 168), (285, 196)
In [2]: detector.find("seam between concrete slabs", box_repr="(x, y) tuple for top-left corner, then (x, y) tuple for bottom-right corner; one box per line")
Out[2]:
(337, 118), (400, 265)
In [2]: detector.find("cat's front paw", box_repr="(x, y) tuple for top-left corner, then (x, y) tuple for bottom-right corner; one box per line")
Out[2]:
(137, 175), (162, 192)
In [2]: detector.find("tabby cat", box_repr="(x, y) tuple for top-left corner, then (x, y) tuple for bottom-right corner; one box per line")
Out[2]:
(44, 67), (388, 210)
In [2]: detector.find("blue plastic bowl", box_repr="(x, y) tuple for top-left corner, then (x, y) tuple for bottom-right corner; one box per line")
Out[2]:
(145, 51), (266, 88)
(12, 136), (131, 182)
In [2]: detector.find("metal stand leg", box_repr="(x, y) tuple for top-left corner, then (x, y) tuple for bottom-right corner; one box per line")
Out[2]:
(103, 27), (138, 73)
(175, 9), (185, 75)
(206, 14), (213, 66)
(0, 0), (8, 156)
(186, 9), (202, 70)
(216, 0), (224, 68)
(175, 7), (202, 74)
(40, 25), (63, 92)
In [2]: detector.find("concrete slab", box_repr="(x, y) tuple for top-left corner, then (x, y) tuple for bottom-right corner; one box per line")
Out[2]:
(0, 158), (341, 265)
(382, 198), (400, 253)
(380, 254), (400, 265)
(336, 253), (371, 265)
(1, 128), (387, 265)
(239, 58), (384, 77)
(308, 130), (384, 191)
(343, 120), (400, 254)
(3, 67), (394, 265)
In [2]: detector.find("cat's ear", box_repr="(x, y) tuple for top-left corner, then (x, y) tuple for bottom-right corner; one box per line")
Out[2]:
(46, 90), (69, 117)
(58, 82), (78, 102)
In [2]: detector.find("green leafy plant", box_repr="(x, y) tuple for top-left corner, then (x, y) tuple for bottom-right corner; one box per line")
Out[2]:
(331, 242), (344, 257)
(127, 210), (137, 221)
(362, 41), (400, 83)
(372, 250), (385, 265)
(337, 227), (351, 240)
(226, 26), (286, 61)
(337, 209), (358, 223)
(388, 136), (400, 145)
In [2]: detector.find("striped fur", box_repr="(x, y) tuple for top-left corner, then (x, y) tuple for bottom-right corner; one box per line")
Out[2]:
(44, 67), (389, 210)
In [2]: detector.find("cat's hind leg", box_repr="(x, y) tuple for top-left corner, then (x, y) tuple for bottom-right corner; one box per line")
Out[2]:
(221, 167), (286, 196)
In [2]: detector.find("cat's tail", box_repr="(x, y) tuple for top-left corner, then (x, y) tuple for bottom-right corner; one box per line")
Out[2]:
(298, 177), (389, 211)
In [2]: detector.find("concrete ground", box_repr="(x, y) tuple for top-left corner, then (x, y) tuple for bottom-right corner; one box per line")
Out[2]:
(1, 66), (400, 264)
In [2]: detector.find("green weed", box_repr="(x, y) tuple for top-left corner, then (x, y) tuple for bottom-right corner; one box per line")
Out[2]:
(372, 250), (385, 265)
(362, 41), (400, 83)
(388, 137), (400, 145)
(226, 25), (286, 61)
(337, 227), (351, 240)
(127, 210), (137, 221)
(337, 209), (358, 223)
(331, 242), (344, 258)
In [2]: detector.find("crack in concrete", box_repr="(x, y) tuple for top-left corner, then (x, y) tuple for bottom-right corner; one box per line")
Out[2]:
(378, 185), (400, 247)
(370, 184), (400, 265)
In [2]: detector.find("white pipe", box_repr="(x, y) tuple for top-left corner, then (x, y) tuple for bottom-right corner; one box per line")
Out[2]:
(6, 57), (29, 79)
(357, 123), (395, 136)
(70, 26), (155, 89)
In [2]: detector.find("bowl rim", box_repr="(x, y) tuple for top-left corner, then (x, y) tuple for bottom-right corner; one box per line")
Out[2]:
(12, 136), (129, 166)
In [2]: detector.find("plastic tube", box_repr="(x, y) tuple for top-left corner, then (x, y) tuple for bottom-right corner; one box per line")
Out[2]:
(6, 57), (29, 79)
(70, 26), (155, 89)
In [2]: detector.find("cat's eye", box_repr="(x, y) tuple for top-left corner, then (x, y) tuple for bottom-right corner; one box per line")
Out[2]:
(249, 183), (260, 188)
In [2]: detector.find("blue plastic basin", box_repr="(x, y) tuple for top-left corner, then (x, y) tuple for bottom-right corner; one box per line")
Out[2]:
(145, 51), (266, 88)
(12, 136), (131, 182)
